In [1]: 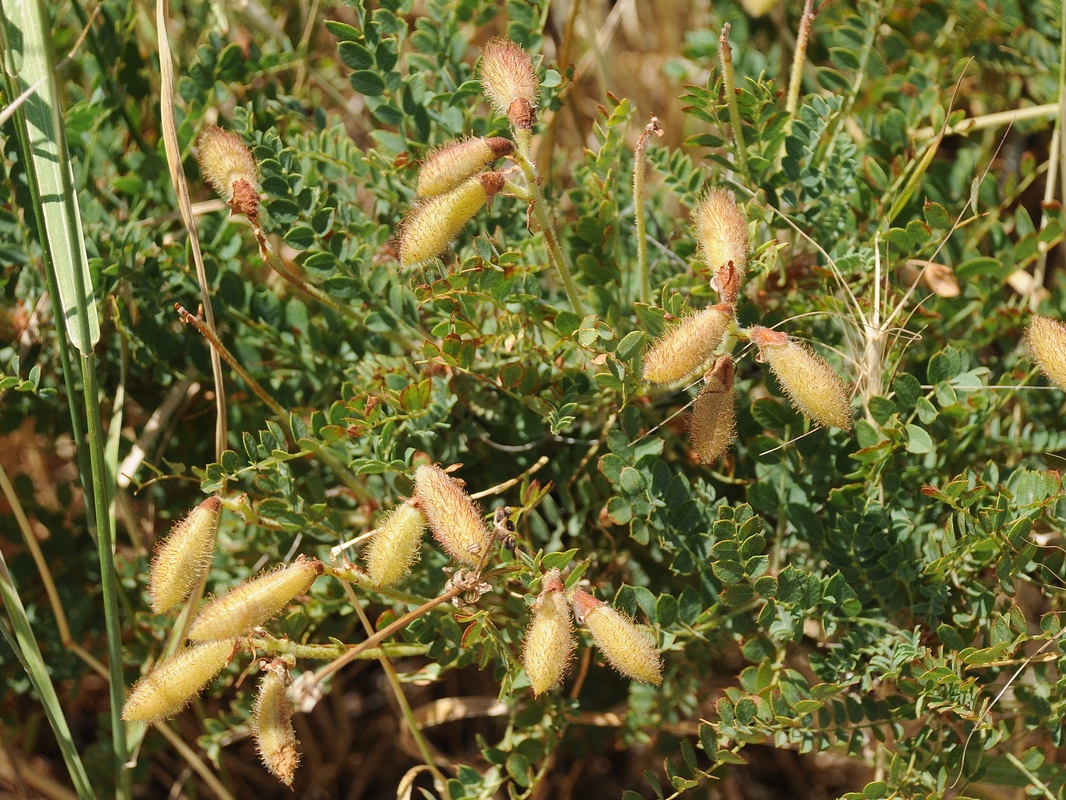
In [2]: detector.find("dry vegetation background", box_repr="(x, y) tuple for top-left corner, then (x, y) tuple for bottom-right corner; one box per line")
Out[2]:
(2, 0), (1065, 798)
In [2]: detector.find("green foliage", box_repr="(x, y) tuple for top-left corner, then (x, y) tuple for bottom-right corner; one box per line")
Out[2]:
(3, 0), (1066, 798)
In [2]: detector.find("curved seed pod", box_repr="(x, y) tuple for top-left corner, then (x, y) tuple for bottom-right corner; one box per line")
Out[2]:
(413, 464), (492, 565)
(689, 356), (737, 464)
(149, 496), (222, 614)
(398, 173), (505, 267)
(570, 590), (662, 686)
(365, 503), (427, 588)
(253, 662), (300, 787)
(642, 304), (732, 387)
(479, 37), (539, 129)
(197, 126), (260, 223)
(188, 558), (322, 642)
(1028, 315), (1066, 392)
(121, 639), (235, 724)
(750, 326), (853, 431)
(693, 189), (748, 292)
(523, 575), (576, 696)
(418, 137), (514, 198)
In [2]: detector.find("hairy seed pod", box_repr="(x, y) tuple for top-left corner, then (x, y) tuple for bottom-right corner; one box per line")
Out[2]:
(121, 639), (235, 724)
(689, 357), (737, 464)
(1028, 315), (1066, 392)
(570, 591), (662, 686)
(365, 503), (427, 588)
(479, 37), (539, 129)
(750, 326), (853, 431)
(149, 496), (221, 614)
(694, 189), (748, 292)
(197, 126), (261, 223)
(413, 464), (492, 565)
(523, 575), (576, 696)
(188, 558), (322, 642)
(643, 304), (732, 387)
(253, 663), (300, 787)
(398, 173), (505, 267)
(418, 137), (514, 198)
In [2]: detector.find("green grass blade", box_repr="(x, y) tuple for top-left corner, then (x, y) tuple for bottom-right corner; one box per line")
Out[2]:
(0, 469), (95, 799)
(0, 0), (99, 354)
(0, 2), (130, 797)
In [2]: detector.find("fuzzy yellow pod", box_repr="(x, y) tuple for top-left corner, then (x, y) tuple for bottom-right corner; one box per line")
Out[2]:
(398, 173), (505, 267)
(750, 326), (853, 431)
(741, 0), (777, 17)
(689, 357), (737, 464)
(694, 189), (749, 283)
(570, 591), (662, 686)
(121, 639), (235, 724)
(253, 664), (300, 787)
(413, 464), (491, 565)
(479, 37), (539, 129)
(417, 137), (514, 198)
(364, 503), (427, 588)
(197, 126), (260, 223)
(523, 580), (576, 696)
(642, 304), (732, 387)
(1028, 315), (1066, 392)
(148, 496), (221, 614)
(187, 558), (322, 642)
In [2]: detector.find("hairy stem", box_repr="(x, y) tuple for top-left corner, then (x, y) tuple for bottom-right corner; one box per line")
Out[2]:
(719, 24), (749, 176)
(785, 0), (815, 124)
(633, 116), (663, 306)
(513, 128), (588, 316)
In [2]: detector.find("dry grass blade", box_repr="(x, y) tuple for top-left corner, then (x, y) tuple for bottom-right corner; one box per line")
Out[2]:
(155, 0), (227, 460)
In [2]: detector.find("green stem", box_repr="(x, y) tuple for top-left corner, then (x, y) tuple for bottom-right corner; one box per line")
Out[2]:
(252, 634), (427, 661)
(82, 353), (131, 799)
(512, 128), (588, 316)
(719, 24), (749, 176)
(310, 565), (515, 687)
(633, 116), (662, 306)
(1005, 752), (1058, 800)
(352, 600), (449, 789)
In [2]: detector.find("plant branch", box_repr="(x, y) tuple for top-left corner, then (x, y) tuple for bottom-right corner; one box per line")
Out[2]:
(512, 128), (588, 316)
(719, 24), (749, 176)
(633, 116), (663, 306)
